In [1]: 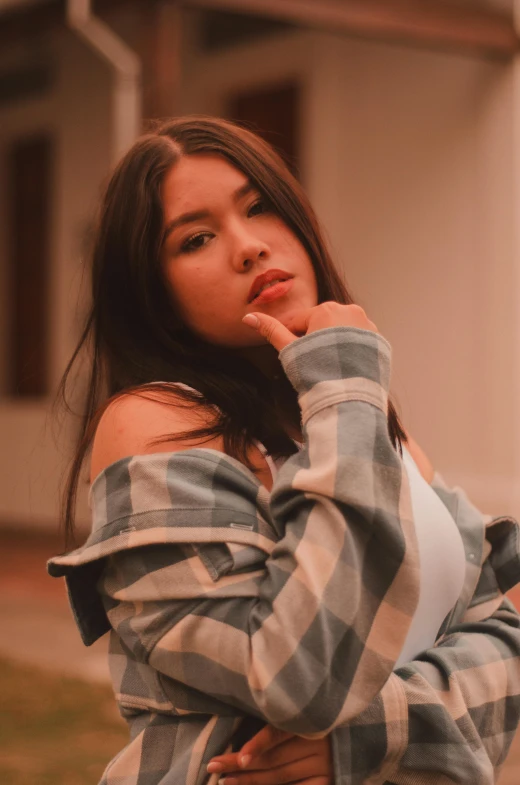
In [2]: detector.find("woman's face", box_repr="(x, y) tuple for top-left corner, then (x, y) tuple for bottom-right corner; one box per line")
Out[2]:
(161, 154), (318, 347)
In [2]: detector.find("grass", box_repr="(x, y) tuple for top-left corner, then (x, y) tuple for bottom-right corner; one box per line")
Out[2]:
(0, 657), (128, 785)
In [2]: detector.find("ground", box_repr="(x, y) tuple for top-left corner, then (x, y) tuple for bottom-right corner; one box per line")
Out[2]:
(1, 528), (520, 784)
(0, 657), (127, 785)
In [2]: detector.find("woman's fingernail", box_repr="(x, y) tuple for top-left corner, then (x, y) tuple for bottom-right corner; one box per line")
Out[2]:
(207, 761), (224, 773)
(218, 779), (238, 785)
(242, 314), (259, 328)
(239, 754), (252, 768)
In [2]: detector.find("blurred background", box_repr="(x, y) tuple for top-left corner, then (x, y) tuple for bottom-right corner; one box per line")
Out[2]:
(1, 0), (520, 782)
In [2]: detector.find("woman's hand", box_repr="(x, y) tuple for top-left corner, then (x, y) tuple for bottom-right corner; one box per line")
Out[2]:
(207, 724), (333, 784)
(243, 301), (378, 352)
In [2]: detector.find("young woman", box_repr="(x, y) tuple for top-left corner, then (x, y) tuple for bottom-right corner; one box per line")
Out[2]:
(48, 116), (520, 785)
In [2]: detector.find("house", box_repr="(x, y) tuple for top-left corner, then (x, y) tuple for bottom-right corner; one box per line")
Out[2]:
(0, 0), (518, 534)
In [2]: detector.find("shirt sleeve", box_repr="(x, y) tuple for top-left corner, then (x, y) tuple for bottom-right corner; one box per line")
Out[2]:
(330, 597), (520, 785)
(100, 326), (420, 736)
(330, 474), (520, 785)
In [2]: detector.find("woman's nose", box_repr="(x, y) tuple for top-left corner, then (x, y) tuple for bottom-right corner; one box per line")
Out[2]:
(232, 229), (270, 271)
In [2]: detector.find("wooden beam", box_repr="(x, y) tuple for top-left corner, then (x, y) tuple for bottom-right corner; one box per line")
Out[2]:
(2, 0), (517, 58)
(0, 0), (132, 50)
(184, 0), (520, 58)
(0, 0), (63, 48)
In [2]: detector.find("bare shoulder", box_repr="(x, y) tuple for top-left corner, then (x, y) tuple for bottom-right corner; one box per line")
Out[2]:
(90, 388), (225, 484)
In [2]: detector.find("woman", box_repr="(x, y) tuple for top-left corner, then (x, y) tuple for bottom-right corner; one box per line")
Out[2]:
(48, 116), (520, 785)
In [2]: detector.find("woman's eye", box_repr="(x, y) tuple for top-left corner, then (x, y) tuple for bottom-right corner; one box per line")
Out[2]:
(181, 232), (212, 254)
(248, 199), (267, 217)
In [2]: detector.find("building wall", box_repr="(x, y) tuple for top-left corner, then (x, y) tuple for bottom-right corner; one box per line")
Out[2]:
(0, 17), (517, 533)
(0, 27), (112, 531)
(185, 28), (519, 516)
(305, 34), (517, 514)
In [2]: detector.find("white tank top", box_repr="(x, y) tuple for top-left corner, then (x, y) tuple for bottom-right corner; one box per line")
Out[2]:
(395, 447), (466, 665)
(259, 442), (466, 667)
(148, 383), (466, 665)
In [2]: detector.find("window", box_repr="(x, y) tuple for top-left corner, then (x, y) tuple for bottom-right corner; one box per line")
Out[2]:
(7, 133), (53, 397)
(227, 82), (301, 178)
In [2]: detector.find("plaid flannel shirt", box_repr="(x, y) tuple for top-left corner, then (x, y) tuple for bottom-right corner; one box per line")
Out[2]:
(48, 326), (520, 785)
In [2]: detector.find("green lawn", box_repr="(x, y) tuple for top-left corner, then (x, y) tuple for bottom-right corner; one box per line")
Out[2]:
(0, 657), (128, 785)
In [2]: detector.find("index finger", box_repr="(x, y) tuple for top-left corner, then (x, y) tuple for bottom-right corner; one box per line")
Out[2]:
(207, 727), (296, 775)
(242, 313), (297, 352)
(238, 725), (293, 767)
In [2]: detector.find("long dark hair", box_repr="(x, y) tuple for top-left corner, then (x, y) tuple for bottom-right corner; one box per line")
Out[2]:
(58, 115), (406, 547)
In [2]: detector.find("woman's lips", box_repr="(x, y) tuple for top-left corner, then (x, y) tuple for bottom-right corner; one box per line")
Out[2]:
(250, 278), (294, 306)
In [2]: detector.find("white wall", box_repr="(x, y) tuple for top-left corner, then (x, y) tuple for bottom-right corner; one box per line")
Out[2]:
(305, 34), (518, 515)
(185, 27), (519, 517)
(0, 27), (112, 531)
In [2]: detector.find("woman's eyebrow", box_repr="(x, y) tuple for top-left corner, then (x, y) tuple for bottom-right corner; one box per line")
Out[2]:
(163, 209), (210, 241)
(163, 181), (256, 241)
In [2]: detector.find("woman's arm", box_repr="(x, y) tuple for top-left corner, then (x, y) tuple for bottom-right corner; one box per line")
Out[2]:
(207, 597), (520, 785)
(208, 441), (520, 784)
(329, 596), (520, 785)
(330, 444), (520, 784)
(97, 327), (419, 736)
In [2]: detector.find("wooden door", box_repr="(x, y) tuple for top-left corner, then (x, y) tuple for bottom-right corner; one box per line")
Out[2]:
(8, 134), (52, 397)
(227, 82), (301, 178)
